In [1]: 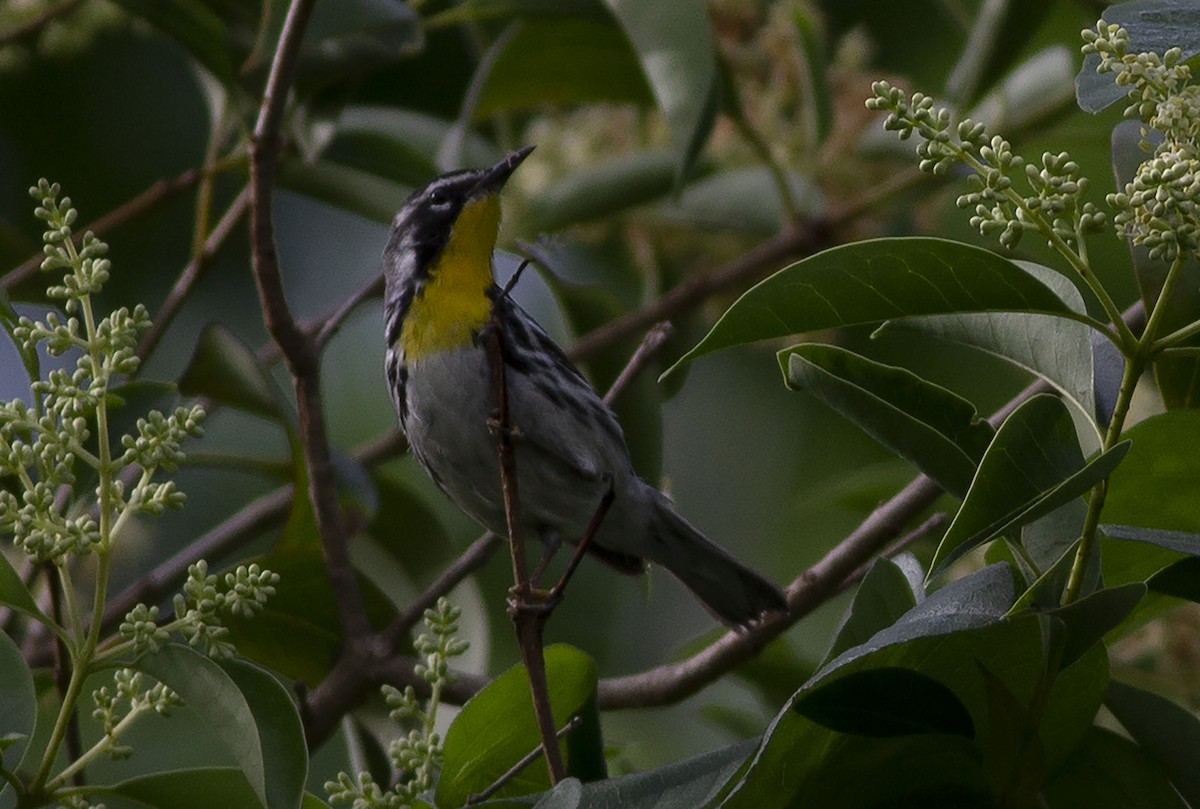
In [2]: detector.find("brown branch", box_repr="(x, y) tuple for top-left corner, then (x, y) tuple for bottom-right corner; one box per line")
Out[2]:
(597, 472), (945, 709)
(567, 220), (822, 361)
(137, 186), (251, 360)
(381, 532), (503, 648)
(4, 165), (226, 292)
(600, 321), (672, 406)
(248, 0), (370, 641)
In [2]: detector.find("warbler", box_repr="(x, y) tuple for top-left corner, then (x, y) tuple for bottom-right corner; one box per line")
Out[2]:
(381, 146), (786, 626)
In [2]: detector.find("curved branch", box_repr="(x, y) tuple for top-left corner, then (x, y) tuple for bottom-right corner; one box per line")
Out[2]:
(247, 0), (371, 641)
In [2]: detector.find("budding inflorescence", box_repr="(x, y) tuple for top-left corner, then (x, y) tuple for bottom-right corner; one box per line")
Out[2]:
(327, 598), (469, 808)
(0, 181), (209, 562)
(115, 561), (281, 658)
(866, 81), (1106, 252)
(1084, 20), (1200, 262)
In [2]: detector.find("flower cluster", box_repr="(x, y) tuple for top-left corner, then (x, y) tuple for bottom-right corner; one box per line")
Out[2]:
(120, 561), (281, 658)
(0, 181), (207, 562)
(327, 598), (469, 808)
(1085, 21), (1200, 262)
(866, 81), (1106, 252)
(91, 669), (181, 760)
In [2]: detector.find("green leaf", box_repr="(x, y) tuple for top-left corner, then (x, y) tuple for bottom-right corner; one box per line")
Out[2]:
(533, 740), (755, 808)
(524, 150), (676, 233)
(438, 645), (604, 806)
(1147, 556), (1200, 601)
(823, 564), (1016, 675)
(671, 238), (1083, 373)
(1102, 411), (1200, 533)
(0, 630), (35, 778)
(219, 658), (309, 809)
(726, 732), (991, 809)
(945, 0), (1057, 108)
(1040, 644), (1109, 773)
(1042, 727), (1187, 808)
(277, 157), (414, 224)
(886, 260), (1101, 422)
(472, 18), (653, 120)
(1105, 679), (1200, 806)
(1103, 524), (1200, 556)
(110, 0), (237, 86)
(131, 645), (274, 809)
(792, 8), (833, 145)
(1045, 583), (1146, 667)
(979, 665), (1044, 808)
(781, 344), (994, 498)
(603, 0), (718, 182)
(818, 0), (966, 92)
(295, 0), (422, 97)
(0, 548), (49, 626)
(179, 325), (286, 422)
(793, 667), (975, 738)
(332, 106), (498, 179)
(657, 167), (824, 235)
(821, 558), (919, 667)
(929, 395), (1130, 576)
(0, 287), (38, 385)
(367, 472), (454, 580)
(1021, 499), (1092, 583)
(727, 588), (1040, 809)
(1076, 0), (1200, 114)
(100, 768), (333, 809)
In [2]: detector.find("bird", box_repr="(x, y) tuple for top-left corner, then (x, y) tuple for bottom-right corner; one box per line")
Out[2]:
(380, 146), (786, 627)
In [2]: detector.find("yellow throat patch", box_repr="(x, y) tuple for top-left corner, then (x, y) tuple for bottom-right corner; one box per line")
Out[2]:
(398, 195), (501, 360)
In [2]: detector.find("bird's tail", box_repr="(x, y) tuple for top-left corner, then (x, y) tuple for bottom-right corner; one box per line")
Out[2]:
(644, 491), (787, 627)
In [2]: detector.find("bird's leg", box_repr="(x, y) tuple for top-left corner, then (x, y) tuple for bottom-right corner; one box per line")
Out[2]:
(547, 479), (615, 602)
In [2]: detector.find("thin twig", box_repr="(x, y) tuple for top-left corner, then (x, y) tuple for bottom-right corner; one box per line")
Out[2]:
(466, 716), (583, 805)
(137, 186), (251, 360)
(313, 274), (385, 350)
(833, 512), (947, 597)
(600, 321), (673, 407)
(5, 164), (236, 292)
(381, 532), (503, 647)
(547, 486), (613, 599)
(248, 0), (370, 640)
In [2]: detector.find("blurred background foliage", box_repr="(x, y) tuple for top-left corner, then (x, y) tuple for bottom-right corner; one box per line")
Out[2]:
(3, 0), (1192, 791)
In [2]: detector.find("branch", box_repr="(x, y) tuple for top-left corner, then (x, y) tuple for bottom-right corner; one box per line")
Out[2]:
(597, 472), (944, 709)
(567, 220), (822, 361)
(248, 0), (371, 640)
(5, 167), (216, 292)
(137, 186), (251, 360)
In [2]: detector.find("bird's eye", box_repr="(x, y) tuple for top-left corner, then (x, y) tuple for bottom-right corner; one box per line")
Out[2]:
(428, 189), (451, 208)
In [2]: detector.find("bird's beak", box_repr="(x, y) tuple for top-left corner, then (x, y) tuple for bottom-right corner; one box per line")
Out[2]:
(470, 145), (535, 198)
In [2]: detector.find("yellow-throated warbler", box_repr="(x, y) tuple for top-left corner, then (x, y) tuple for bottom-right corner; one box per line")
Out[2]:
(381, 147), (786, 626)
